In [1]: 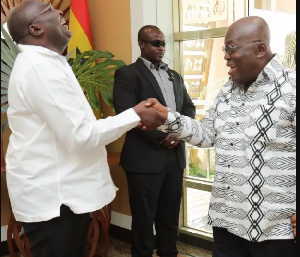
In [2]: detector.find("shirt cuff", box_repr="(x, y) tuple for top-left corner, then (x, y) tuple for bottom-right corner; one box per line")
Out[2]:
(158, 111), (178, 132)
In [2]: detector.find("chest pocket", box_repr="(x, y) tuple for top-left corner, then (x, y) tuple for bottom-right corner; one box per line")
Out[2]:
(244, 104), (280, 142)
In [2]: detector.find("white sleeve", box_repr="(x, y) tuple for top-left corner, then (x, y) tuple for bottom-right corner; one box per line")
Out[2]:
(21, 63), (140, 153)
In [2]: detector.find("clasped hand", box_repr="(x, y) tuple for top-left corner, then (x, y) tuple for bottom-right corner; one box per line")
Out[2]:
(133, 98), (168, 130)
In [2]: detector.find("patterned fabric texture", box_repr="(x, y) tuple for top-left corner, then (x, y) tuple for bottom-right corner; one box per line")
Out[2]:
(159, 55), (296, 242)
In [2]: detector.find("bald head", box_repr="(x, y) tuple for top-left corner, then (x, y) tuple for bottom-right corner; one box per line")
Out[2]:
(226, 16), (271, 46)
(7, 0), (71, 54)
(224, 16), (274, 90)
(138, 25), (161, 41)
(7, 0), (46, 43)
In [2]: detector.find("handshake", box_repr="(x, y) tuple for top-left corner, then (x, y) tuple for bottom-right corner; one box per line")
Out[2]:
(133, 98), (168, 130)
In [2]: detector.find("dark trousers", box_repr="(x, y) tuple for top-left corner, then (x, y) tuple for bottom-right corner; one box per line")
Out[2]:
(22, 204), (90, 257)
(126, 150), (183, 257)
(212, 227), (297, 257)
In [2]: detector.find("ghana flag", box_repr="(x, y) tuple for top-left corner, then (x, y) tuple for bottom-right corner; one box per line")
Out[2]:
(67, 0), (93, 56)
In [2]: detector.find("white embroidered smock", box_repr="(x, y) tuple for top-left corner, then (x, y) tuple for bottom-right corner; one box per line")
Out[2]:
(160, 55), (296, 242)
(6, 45), (141, 222)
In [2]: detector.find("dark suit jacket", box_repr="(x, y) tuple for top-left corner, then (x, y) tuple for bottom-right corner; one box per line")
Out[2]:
(113, 58), (195, 173)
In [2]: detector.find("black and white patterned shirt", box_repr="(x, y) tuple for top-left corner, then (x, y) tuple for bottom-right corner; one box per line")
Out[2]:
(159, 55), (296, 242)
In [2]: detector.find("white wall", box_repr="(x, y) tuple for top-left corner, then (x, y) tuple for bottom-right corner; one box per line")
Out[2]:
(249, 8), (296, 55)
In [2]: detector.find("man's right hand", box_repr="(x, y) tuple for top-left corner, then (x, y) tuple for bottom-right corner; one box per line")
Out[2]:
(145, 98), (168, 120)
(133, 101), (166, 130)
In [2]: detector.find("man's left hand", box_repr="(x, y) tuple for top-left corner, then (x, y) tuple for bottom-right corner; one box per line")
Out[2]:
(161, 134), (179, 149)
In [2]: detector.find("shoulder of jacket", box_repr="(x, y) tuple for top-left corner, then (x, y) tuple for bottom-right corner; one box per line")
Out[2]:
(117, 62), (136, 71)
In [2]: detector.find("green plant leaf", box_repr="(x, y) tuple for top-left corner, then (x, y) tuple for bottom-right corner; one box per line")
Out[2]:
(85, 82), (100, 111)
(96, 85), (114, 108)
(65, 47), (76, 61)
(77, 59), (125, 80)
(1, 95), (8, 104)
(1, 41), (15, 61)
(1, 104), (9, 114)
(1, 72), (10, 83)
(74, 52), (97, 72)
(1, 61), (12, 75)
(1, 25), (19, 131)
(1, 81), (9, 89)
(70, 49), (126, 113)
(78, 70), (115, 82)
(1, 24), (20, 58)
(1, 43), (15, 68)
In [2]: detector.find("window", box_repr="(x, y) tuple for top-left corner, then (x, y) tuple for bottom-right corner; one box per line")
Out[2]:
(173, 0), (296, 240)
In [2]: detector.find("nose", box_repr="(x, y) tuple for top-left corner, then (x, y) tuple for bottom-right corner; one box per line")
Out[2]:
(224, 51), (230, 60)
(56, 9), (63, 16)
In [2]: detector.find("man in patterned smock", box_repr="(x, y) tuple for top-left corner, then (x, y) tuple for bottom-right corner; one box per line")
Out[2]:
(146, 16), (296, 257)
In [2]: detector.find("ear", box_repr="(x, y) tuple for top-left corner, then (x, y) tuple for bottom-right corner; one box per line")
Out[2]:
(28, 24), (44, 37)
(138, 41), (144, 48)
(257, 42), (268, 58)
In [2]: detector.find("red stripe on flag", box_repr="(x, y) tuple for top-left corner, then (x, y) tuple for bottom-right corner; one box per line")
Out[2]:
(70, 0), (93, 47)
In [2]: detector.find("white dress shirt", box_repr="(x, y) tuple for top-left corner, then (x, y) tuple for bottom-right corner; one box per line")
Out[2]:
(160, 55), (296, 242)
(6, 45), (140, 222)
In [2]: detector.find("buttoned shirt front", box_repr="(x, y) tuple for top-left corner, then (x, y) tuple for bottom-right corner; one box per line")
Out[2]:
(139, 57), (176, 111)
(6, 45), (141, 222)
(160, 55), (296, 242)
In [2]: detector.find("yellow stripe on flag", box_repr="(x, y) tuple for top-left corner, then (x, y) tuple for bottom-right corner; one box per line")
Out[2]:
(67, 10), (92, 57)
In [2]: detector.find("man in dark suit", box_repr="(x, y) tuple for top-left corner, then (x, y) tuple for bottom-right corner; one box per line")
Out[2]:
(113, 25), (195, 257)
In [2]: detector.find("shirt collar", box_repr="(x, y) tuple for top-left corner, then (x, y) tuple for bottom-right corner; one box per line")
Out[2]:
(231, 54), (282, 91)
(139, 56), (168, 71)
(17, 44), (64, 59)
(258, 54), (283, 83)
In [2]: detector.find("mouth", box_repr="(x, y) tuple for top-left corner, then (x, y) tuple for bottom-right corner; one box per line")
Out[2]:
(228, 64), (237, 76)
(157, 52), (165, 58)
(61, 20), (68, 27)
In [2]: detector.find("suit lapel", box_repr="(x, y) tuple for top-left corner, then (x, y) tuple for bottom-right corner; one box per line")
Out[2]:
(136, 58), (167, 106)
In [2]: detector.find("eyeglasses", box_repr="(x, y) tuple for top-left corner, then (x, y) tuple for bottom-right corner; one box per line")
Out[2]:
(29, 4), (54, 25)
(140, 39), (166, 47)
(222, 40), (262, 55)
